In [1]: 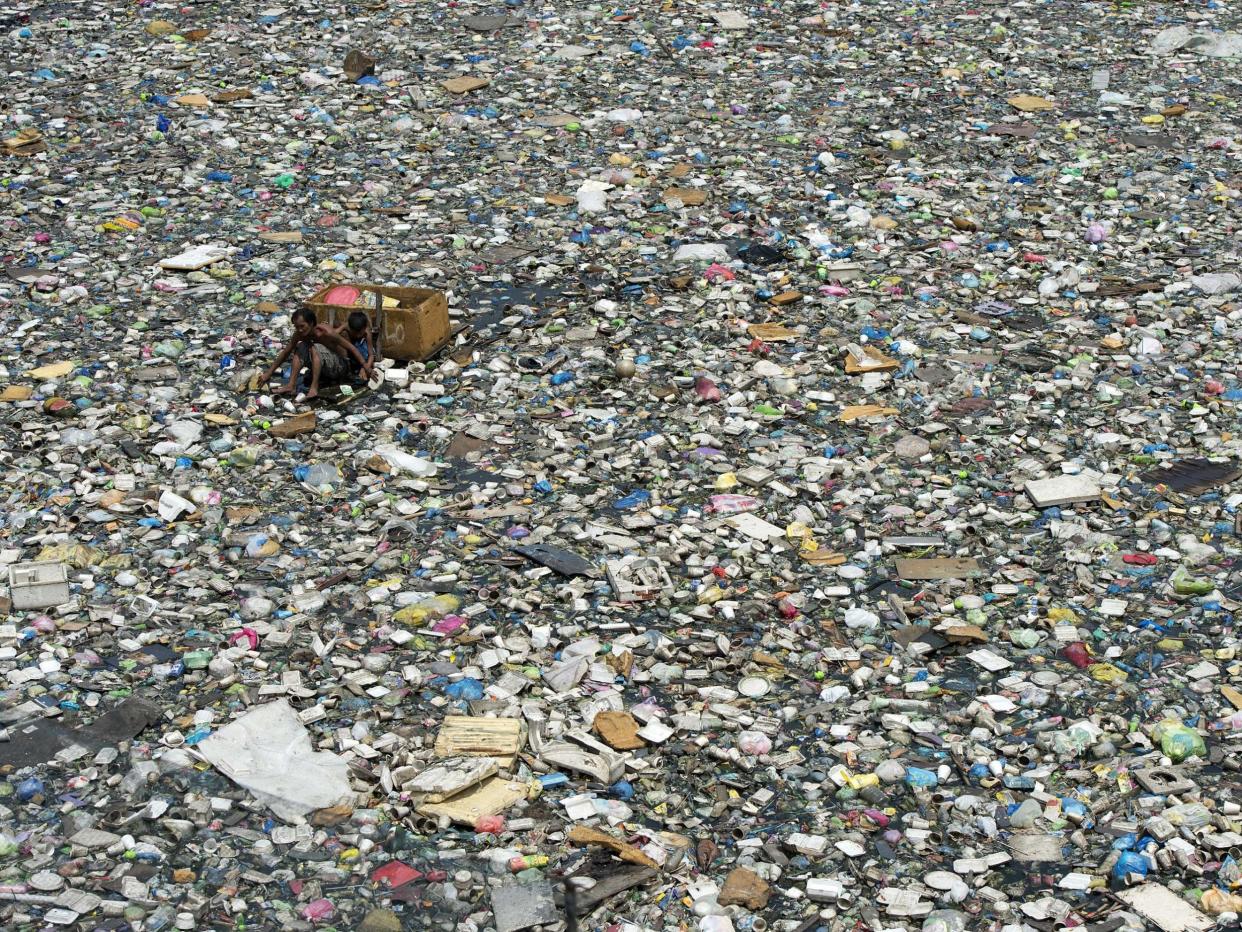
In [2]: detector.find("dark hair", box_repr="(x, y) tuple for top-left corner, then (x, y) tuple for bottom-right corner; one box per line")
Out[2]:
(347, 311), (368, 333)
(292, 308), (317, 326)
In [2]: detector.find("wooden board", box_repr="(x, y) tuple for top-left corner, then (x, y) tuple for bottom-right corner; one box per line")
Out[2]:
(839, 404), (898, 422)
(895, 558), (982, 580)
(769, 290), (803, 306)
(270, 411), (317, 438)
(1222, 685), (1242, 711)
(567, 825), (659, 869)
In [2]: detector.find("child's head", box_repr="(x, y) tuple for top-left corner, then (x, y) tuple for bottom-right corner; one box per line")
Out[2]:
(291, 308), (317, 337)
(347, 311), (368, 338)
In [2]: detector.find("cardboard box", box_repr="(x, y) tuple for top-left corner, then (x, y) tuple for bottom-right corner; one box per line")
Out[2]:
(304, 284), (451, 362)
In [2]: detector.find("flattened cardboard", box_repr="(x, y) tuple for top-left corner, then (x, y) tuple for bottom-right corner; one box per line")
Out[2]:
(663, 187), (707, 206)
(718, 867), (771, 909)
(844, 345), (900, 373)
(29, 361), (76, 380)
(593, 711), (645, 750)
(747, 323), (797, 342)
(416, 776), (526, 825)
(801, 550), (846, 567)
(433, 716), (525, 762)
(1221, 685), (1242, 710)
(404, 756), (498, 802)
(441, 76), (489, 94)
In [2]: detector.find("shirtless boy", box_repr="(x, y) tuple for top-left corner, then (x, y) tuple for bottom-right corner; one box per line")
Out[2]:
(258, 309), (373, 400)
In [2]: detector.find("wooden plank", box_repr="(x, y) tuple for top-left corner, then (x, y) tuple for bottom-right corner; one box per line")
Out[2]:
(1222, 685), (1242, 711)
(895, 558), (982, 580)
(567, 825), (660, 869)
(269, 411), (317, 438)
(839, 404), (898, 422)
(769, 290), (804, 306)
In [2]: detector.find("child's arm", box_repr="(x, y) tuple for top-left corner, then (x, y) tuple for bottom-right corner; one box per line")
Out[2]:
(259, 334), (299, 383)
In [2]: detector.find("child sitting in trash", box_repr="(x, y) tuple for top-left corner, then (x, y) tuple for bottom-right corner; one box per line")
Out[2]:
(334, 310), (375, 378)
(258, 308), (373, 399)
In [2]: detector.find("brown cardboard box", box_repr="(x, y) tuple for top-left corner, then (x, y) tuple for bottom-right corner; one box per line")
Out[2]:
(304, 284), (451, 362)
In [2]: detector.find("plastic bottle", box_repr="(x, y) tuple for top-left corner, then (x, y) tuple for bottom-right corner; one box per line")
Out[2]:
(145, 904), (177, 931)
(59, 428), (96, 447)
(298, 463), (342, 489)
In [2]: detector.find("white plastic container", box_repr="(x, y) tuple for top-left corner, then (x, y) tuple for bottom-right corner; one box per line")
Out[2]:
(8, 562), (70, 611)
